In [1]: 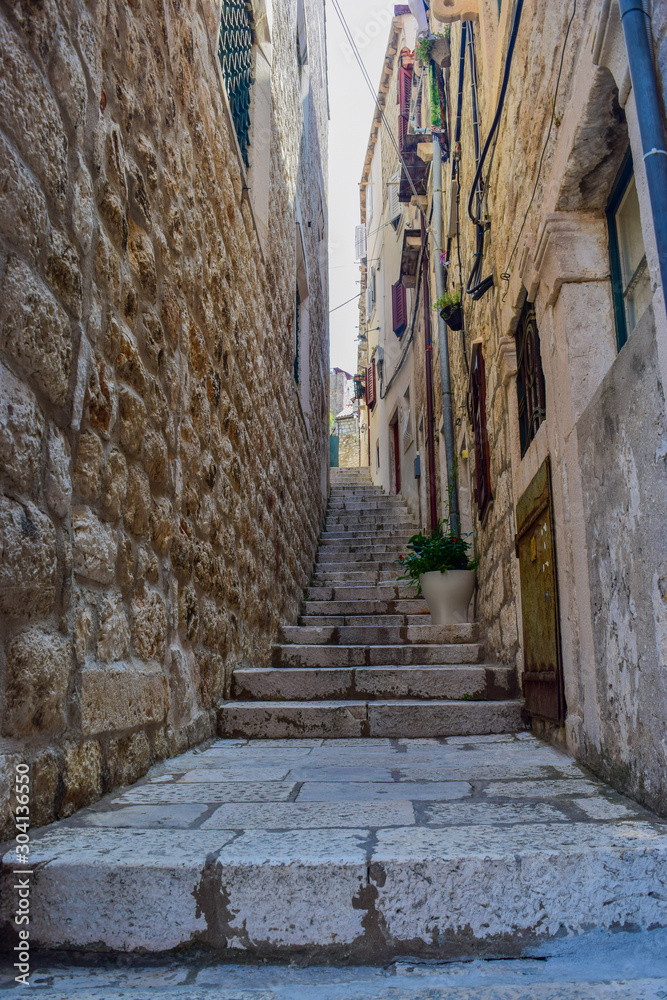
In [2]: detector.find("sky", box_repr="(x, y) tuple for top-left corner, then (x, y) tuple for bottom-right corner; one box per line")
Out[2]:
(326, 0), (394, 375)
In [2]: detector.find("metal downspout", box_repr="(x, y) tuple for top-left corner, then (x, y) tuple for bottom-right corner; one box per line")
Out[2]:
(618, 0), (667, 305)
(432, 134), (461, 535)
(421, 214), (439, 533)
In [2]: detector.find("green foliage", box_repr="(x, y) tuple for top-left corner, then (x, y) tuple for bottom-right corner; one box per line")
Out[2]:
(397, 519), (478, 592)
(434, 290), (460, 312)
(415, 36), (434, 64)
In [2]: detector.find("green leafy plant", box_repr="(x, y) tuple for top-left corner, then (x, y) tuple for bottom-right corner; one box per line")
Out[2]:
(434, 290), (460, 312)
(397, 519), (477, 593)
(415, 36), (435, 64)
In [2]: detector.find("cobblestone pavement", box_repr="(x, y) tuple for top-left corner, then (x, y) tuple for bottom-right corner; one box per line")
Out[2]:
(2, 734), (667, 961)
(2, 930), (667, 998)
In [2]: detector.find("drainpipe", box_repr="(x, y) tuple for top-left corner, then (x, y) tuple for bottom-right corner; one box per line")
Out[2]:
(432, 133), (461, 536)
(421, 214), (439, 533)
(618, 0), (667, 304)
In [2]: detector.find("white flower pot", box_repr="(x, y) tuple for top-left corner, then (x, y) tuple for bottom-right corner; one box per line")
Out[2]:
(420, 569), (476, 625)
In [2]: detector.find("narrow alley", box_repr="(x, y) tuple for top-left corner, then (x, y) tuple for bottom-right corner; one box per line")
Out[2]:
(1, 0), (667, 994)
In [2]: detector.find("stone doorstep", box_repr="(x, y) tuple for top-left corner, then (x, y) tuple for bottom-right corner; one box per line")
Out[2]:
(271, 643), (485, 667)
(232, 664), (516, 701)
(217, 699), (525, 739)
(278, 624), (479, 645)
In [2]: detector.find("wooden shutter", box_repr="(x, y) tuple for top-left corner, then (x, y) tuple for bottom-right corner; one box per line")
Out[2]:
(470, 343), (492, 517)
(365, 360), (376, 409)
(392, 279), (407, 337)
(388, 167), (401, 225)
(397, 66), (412, 152)
(354, 224), (367, 261)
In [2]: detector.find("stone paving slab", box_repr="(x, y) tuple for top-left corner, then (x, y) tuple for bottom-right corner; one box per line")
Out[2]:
(2, 736), (666, 960)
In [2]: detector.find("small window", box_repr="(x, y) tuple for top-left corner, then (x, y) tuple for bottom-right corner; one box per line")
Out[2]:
(218, 0), (254, 166)
(392, 279), (407, 337)
(470, 343), (492, 518)
(294, 282), (301, 383)
(376, 440), (380, 471)
(366, 267), (376, 320)
(365, 360), (377, 410)
(515, 301), (546, 458)
(366, 184), (373, 229)
(607, 153), (652, 350)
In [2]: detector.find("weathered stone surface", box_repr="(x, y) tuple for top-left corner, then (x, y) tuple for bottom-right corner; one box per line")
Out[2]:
(2, 628), (71, 737)
(0, 256), (72, 406)
(0, 361), (44, 490)
(0, 132), (48, 262)
(59, 741), (103, 817)
(101, 447), (127, 521)
(79, 663), (167, 734)
(132, 587), (167, 661)
(118, 386), (147, 455)
(0, 15), (68, 205)
(0, 496), (57, 616)
(97, 592), (131, 662)
(73, 430), (104, 501)
(72, 506), (117, 583)
(44, 425), (72, 516)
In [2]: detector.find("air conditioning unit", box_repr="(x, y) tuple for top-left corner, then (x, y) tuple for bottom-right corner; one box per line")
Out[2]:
(354, 225), (367, 262)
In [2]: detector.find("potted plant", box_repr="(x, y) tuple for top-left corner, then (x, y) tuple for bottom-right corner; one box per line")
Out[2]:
(434, 291), (463, 331)
(397, 519), (477, 625)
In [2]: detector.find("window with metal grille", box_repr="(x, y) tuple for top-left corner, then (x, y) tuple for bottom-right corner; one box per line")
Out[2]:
(470, 343), (492, 518)
(515, 301), (546, 458)
(218, 0), (253, 166)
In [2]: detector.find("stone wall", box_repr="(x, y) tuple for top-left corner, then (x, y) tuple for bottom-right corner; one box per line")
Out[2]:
(337, 413), (359, 468)
(0, 0), (329, 838)
(434, 2), (667, 812)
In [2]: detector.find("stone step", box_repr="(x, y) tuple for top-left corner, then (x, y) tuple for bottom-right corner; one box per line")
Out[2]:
(325, 515), (415, 527)
(272, 642), (484, 667)
(321, 528), (415, 540)
(217, 699), (525, 739)
(306, 584), (418, 600)
(327, 501), (411, 512)
(278, 624), (479, 646)
(302, 598), (429, 614)
(315, 558), (402, 571)
(311, 571), (402, 585)
(7, 735), (665, 961)
(232, 664), (516, 701)
(318, 538), (413, 550)
(299, 614), (432, 627)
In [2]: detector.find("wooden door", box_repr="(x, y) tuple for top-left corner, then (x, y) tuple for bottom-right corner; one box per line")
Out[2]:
(515, 457), (565, 722)
(393, 422), (401, 494)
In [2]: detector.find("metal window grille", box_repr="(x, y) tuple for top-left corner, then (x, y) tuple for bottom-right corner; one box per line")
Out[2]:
(515, 302), (546, 457)
(218, 0), (253, 166)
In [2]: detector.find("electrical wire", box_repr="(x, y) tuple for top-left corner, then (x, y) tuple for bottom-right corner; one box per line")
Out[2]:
(330, 0), (424, 205)
(329, 293), (361, 314)
(500, 0), (577, 298)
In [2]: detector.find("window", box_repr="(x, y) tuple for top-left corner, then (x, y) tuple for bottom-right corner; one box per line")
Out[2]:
(366, 184), (373, 229)
(366, 267), (376, 319)
(607, 153), (652, 350)
(388, 168), (401, 228)
(397, 66), (412, 151)
(218, 0), (254, 166)
(296, 0), (307, 74)
(470, 343), (492, 518)
(515, 301), (546, 458)
(392, 279), (407, 337)
(365, 360), (377, 410)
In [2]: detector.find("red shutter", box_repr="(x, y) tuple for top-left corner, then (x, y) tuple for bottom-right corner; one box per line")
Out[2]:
(365, 361), (376, 409)
(392, 279), (407, 337)
(397, 66), (412, 152)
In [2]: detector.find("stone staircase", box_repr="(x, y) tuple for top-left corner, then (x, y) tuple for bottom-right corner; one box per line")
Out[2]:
(218, 467), (523, 739)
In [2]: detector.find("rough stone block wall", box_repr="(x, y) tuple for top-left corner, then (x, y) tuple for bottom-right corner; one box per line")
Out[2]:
(0, 0), (328, 838)
(337, 414), (359, 468)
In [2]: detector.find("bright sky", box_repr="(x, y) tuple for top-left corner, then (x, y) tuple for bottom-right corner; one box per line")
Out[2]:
(327, 0), (393, 375)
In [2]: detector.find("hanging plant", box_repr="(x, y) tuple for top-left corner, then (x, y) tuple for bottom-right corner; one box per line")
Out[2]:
(434, 291), (463, 331)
